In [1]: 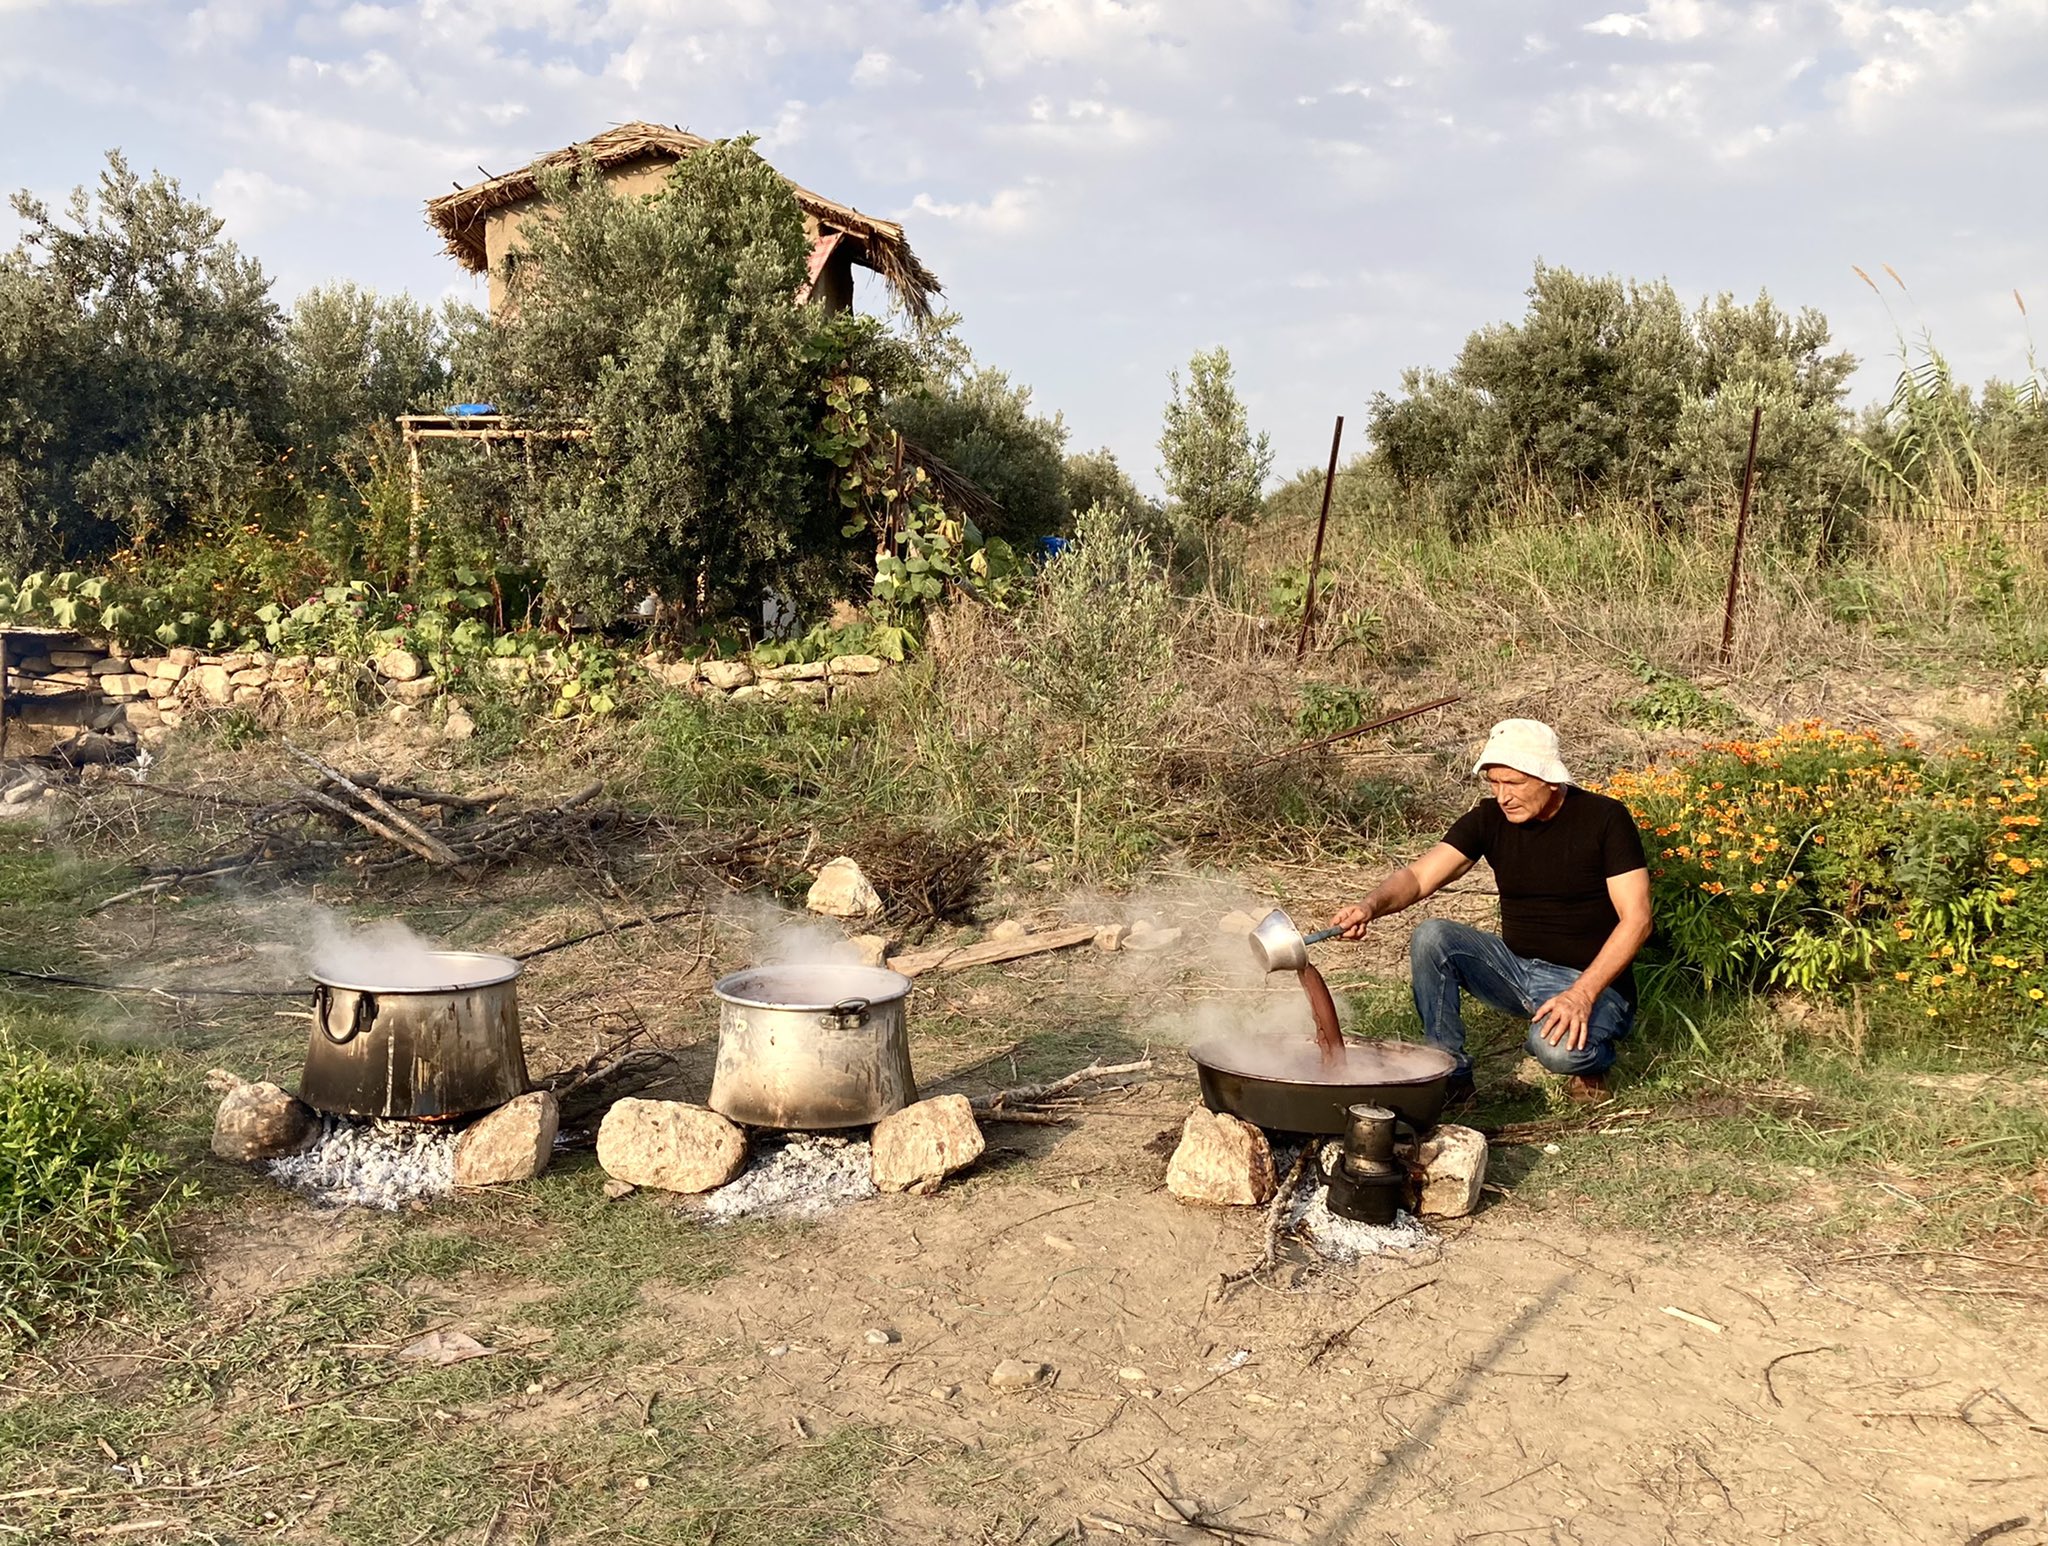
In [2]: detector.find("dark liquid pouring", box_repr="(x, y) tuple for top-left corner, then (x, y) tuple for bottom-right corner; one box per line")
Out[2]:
(1297, 962), (1345, 1060)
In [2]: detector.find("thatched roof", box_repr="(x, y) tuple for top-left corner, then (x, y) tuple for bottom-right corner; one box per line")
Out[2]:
(425, 122), (941, 322)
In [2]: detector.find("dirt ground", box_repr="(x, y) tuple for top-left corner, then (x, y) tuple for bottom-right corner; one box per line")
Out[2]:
(10, 691), (2048, 1545)
(173, 1076), (2048, 1546)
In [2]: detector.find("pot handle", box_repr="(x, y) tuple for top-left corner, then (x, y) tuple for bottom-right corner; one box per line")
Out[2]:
(828, 996), (871, 1024)
(313, 985), (378, 1045)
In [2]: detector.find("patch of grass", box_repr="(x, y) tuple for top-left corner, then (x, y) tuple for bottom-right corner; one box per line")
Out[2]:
(0, 832), (121, 970)
(1484, 992), (2048, 1247)
(1622, 671), (1737, 732)
(0, 1032), (191, 1343)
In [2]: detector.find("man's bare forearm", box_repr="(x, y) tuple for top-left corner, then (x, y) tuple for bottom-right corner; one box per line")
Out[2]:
(1361, 865), (1425, 922)
(1571, 913), (1652, 1002)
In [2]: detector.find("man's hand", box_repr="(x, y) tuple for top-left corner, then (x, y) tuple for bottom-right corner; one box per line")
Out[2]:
(1330, 903), (1373, 942)
(1532, 983), (1598, 1051)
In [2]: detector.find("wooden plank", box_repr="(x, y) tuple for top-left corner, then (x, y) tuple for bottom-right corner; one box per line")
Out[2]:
(887, 925), (1100, 979)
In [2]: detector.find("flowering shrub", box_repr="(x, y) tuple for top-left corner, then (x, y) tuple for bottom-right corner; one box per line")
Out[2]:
(1600, 719), (2048, 1038)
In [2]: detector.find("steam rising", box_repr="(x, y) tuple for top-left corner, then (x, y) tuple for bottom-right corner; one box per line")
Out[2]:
(285, 902), (479, 990)
(1077, 874), (1355, 1049)
(720, 892), (864, 967)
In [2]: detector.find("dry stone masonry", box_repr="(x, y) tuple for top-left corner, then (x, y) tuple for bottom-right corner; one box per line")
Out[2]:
(3, 638), (895, 751)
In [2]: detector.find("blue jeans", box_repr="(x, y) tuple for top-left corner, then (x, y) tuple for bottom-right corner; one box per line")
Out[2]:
(1410, 919), (1633, 1078)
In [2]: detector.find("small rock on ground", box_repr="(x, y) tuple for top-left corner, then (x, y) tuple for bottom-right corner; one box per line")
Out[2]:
(1165, 1104), (1275, 1207)
(988, 1358), (1050, 1392)
(806, 856), (882, 918)
(454, 1090), (558, 1186)
(596, 1099), (748, 1194)
(212, 1079), (318, 1163)
(1416, 1123), (1488, 1218)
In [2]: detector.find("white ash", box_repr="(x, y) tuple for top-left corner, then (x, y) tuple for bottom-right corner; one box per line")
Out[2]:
(698, 1133), (877, 1224)
(1291, 1186), (1434, 1263)
(1271, 1140), (1435, 1264)
(266, 1116), (456, 1210)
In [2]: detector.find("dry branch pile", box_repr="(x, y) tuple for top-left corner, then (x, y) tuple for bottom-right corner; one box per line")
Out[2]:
(95, 746), (668, 909)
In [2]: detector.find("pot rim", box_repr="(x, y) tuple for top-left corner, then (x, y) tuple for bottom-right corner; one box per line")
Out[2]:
(1187, 1034), (1455, 1087)
(309, 949), (521, 994)
(713, 963), (913, 1012)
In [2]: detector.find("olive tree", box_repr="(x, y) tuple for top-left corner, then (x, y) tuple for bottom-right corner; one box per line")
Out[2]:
(1367, 262), (1857, 543)
(0, 153), (282, 569)
(488, 138), (854, 624)
(1157, 346), (1273, 580)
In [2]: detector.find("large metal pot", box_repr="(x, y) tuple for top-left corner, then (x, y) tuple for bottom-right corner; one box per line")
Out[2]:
(709, 964), (915, 1130)
(302, 952), (529, 1119)
(1189, 1035), (1455, 1136)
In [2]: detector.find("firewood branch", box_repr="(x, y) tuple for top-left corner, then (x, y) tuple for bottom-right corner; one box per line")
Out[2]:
(969, 1058), (1155, 1114)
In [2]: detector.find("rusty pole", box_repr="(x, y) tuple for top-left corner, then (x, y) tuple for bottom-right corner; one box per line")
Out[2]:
(1717, 405), (1764, 666)
(1295, 414), (1346, 661)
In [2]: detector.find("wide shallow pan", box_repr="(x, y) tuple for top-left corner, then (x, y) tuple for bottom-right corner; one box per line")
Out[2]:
(1189, 1035), (1456, 1136)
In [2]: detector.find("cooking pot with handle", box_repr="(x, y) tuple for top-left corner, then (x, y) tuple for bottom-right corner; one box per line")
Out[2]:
(709, 964), (916, 1129)
(302, 951), (529, 1119)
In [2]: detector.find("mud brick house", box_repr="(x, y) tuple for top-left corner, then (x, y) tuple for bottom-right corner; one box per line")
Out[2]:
(424, 121), (941, 321)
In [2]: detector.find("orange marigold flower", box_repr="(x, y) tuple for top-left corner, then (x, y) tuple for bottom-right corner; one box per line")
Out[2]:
(2012, 858), (2034, 876)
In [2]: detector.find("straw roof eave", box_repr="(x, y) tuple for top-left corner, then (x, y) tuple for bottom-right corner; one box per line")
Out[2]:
(425, 122), (940, 321)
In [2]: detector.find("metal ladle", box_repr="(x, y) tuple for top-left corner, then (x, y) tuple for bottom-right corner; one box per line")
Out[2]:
(1248, 908), (1344, 974)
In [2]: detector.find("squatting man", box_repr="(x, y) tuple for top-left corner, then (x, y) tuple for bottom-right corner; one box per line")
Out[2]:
(1331, 719), (1653, 1105)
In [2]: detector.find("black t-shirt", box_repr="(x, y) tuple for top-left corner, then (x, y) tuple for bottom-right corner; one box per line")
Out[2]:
(1442, 786), (1649, 1004)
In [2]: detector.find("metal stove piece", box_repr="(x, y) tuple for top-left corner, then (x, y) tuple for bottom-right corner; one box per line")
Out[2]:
(1325, 1102), (1408, 1224)
(1325, 1164), (1405, 1225)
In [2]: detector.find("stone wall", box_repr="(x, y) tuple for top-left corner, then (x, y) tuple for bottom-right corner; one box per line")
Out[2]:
(5, 641), (894, 748)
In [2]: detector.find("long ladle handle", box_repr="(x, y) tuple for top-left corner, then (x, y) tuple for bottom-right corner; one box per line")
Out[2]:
(1302, 926), (1344, 946)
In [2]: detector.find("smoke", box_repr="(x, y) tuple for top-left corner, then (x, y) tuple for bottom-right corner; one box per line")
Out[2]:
(1060, 872), (1351, 1049)
(716, 890), (864, 967)
(276, 899), (461, 989)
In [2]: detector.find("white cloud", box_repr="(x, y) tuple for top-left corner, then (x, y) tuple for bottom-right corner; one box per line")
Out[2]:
(851, 48), (918, 86)
(183, 0), (278, 51)
(207, 166), (314, 236)
(334, 3), (404, 39)
(1585, 12), (1650, 36)
(908, 183), (1042, 234)
(973, 0), (1163, 74)
(759, 98), (807, 151)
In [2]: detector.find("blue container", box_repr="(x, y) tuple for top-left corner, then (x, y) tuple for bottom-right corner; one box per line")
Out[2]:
(445, 402), (498, 417)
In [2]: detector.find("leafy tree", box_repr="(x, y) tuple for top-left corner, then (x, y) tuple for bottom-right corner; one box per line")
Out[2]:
(1061, 446), (1149, 522)
(489, 139), (856, 624)
(888, 362), (1069, 541)
(1367, 262), (1857, 543)
(1157, 346), (1273, 577)
(0, 152), (282, 569)
(283, 285), (470, 467)
(1665, 292), (1858, 543)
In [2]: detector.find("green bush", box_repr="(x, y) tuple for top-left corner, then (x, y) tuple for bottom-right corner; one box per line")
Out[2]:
(0, 1036), (188, 1340)
(1602, 720), (2048, 1045)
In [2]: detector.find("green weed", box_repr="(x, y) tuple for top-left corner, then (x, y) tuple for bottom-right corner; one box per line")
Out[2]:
(0, 1035), (191, 1340)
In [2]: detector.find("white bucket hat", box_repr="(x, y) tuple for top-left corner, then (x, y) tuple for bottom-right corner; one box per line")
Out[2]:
(1473, 718), (1573, 785)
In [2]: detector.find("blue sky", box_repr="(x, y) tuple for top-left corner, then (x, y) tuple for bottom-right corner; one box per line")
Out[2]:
(4, 0), (2045, 490)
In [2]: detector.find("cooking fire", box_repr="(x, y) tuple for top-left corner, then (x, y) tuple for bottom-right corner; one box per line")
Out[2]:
(209, 899), (1486, 1273)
